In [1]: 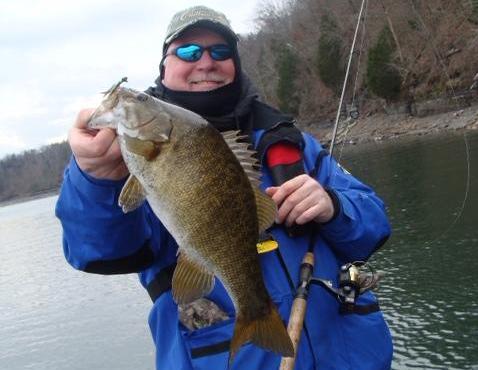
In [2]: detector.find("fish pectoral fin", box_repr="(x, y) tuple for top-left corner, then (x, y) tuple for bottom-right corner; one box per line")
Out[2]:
(118, 174), (146, 213)
(253, 187), (277, 233)
(172, 253), (215, 304)
(123, 134), (161, 161)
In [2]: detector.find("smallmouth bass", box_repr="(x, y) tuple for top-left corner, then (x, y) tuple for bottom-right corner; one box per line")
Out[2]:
(88, 79), (294, 363)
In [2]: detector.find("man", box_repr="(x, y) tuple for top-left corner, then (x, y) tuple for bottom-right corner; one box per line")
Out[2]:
(56, 6), (393, 370)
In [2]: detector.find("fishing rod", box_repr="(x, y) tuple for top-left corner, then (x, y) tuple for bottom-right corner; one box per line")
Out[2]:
(329, 0), (368, 158)
(279, 251), (382, 370)
(279, 252), (314, 370)
(280, 1), (370, 369)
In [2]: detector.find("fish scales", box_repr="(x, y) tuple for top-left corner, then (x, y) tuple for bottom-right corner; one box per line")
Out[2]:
(88, 81), (294, 363)
(140, 123), (267, 309)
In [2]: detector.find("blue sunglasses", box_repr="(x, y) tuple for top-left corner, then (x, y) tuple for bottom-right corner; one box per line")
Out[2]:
(169, 43), (233, 62)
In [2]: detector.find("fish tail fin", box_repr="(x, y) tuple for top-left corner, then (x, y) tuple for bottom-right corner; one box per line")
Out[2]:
(229, 300), (294, 364)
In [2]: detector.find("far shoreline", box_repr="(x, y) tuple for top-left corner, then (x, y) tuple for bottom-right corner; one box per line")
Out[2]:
(2, 103), (477, 208)
(0, 190), (58, 208)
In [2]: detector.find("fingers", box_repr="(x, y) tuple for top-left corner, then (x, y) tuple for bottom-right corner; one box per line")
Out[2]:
(295, 204), (322, 225)
(78, 149), (128, 179)
(70, 127), (118, 159)
(266, 174), (309, 206)
(265, 186), (278, 196)
(89, 128), (118, 157)
(277, 182), (315, 225)
(285, 194), (319, 226)
(74, 137), (128, 180)
(69, 107), (104, 157)
(266, 175), (313, 224)
(67, 108), (128, 180)
(266, 174), (335, 226)
(74, 108), (96, 129)
(295, 198), (333, 225)
(69, 107), (117, 159)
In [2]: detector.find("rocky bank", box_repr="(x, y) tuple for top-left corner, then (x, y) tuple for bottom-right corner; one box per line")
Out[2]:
(304, 102), (478, 147)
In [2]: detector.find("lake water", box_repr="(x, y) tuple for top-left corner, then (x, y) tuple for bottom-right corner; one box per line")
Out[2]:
(0, 197), (155, 369)
(0, 131), (476, 370)
(340, 131), (478, 370)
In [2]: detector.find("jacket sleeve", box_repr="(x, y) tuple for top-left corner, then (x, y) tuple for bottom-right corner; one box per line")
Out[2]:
(302, 134), (391, 262)
(55, 157), (154, 274)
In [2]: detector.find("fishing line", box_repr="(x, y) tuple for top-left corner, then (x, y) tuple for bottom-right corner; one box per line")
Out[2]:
(328, 0), (369, 188)
(334, 0), (370, 169)
(407, 0), (472, 245)
(351, 0), (369, 111)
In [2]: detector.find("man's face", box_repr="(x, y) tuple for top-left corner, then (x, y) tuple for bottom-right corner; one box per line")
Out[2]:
(162, 27), (236, 92)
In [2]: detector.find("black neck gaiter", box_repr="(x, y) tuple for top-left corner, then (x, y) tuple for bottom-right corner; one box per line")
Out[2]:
(158, 77), (242, 117)
(146, 73), (259, 132)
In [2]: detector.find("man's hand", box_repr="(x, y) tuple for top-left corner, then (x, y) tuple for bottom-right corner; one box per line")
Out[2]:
(69, 108), (129, 180)
(265, 174), (335, 226)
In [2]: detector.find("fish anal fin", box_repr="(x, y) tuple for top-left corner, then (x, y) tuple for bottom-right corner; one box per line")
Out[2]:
(118, 174), (146, 213)
(229, 300), (294, 365)
(172, 253), (215, 304)
(253, 187), (277, 233)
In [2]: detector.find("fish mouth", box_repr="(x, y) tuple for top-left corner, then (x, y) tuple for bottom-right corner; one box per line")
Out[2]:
(121, 115), (156, 130)
(119, 113), (173, 144)
(118, 116), (157, 139)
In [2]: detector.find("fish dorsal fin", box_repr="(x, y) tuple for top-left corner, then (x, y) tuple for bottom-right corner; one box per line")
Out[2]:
(221, 130), (276, 232)
(172, 252), (215, 304)
(118, 174), (147, 213)
(221, 130), (261, 187)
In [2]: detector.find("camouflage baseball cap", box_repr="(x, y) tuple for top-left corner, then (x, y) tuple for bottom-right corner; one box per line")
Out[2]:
(164, 6), (238, 49)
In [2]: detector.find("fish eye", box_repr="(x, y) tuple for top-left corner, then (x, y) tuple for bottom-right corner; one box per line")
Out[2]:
(136, 93), (149, 102)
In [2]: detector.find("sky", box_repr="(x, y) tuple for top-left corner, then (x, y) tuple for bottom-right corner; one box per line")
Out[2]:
(0, 0), (264, 159)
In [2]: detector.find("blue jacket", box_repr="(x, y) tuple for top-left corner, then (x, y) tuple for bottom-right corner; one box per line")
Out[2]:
(56, 112), (392, 370)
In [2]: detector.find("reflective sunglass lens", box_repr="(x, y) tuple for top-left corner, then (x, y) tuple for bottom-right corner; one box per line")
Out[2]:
(210, 45), (232, 61)
(174, 44), (232, 62)
(176, 45), (202, 61)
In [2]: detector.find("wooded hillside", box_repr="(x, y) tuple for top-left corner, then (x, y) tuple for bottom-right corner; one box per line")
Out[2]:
(239, 0), (478, 121)
(0, 142), (71, 203)
(1, 0), (477, 203)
